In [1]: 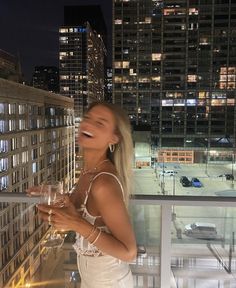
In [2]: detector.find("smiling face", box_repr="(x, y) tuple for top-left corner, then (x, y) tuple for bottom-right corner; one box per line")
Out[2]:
(78, 104), (119, 151)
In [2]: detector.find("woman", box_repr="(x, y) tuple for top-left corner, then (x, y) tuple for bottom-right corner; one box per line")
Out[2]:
(37, 102), (137, 287)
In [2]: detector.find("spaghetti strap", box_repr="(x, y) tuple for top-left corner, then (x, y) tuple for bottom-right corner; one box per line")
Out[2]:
(83, 172), (125, 205)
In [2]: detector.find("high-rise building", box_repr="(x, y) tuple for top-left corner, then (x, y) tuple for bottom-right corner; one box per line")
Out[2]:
(32, 66), (59, 93)
(64, 5), (107, 50)
(0, 49), (22, 83)
(0, 78), (74, 287)
(113, 0), (236, 161)
(59, 21), (106, 164)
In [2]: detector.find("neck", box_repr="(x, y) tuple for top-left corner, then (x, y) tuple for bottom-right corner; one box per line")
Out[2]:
(83, 150), (108, 171)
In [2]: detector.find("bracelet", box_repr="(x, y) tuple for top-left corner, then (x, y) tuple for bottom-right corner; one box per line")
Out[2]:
(90, 228), (102, 245)
(84, 225), (97, 240)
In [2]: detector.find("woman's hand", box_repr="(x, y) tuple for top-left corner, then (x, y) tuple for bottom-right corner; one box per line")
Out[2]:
(26, 185), (42, 196)
(37, 195), (81, 231)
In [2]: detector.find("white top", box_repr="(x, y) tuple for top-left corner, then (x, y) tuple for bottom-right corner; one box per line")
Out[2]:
(73, 172), (124, 256)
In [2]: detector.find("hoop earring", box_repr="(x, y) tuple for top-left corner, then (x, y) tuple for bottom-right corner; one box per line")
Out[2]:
(109, 143), (115, 153)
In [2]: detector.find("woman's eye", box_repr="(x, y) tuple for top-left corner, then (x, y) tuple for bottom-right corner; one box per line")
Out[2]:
(96, 121), (104, 126)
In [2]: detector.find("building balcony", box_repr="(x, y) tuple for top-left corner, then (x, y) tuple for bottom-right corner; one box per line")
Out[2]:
(0, 160), (236, 288)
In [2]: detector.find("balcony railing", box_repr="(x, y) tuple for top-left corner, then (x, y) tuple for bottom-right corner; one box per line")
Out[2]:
(0, 191), (236, 288)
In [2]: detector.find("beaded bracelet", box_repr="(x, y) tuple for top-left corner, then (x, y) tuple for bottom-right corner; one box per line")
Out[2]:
(84, 225), (97, 240)
(90, 228), (102, 245)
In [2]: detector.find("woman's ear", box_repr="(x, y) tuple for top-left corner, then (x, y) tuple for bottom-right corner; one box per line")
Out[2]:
(111, 134), (119, 145)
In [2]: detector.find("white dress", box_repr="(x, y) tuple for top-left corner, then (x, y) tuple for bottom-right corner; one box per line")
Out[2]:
(73, 172), (134, 288)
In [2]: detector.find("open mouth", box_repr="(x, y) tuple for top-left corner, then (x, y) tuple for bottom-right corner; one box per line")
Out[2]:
(82, 130), (94, 138)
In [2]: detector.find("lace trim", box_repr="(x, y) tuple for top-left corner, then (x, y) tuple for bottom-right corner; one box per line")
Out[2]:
(73, 235), (104, 257)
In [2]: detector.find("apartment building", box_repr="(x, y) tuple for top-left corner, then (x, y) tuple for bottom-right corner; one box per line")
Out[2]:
(0, 78), (74, 287)
(113, 0), (236, 162)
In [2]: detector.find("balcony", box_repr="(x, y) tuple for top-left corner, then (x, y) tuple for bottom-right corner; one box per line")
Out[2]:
(0, 161), (236, 287)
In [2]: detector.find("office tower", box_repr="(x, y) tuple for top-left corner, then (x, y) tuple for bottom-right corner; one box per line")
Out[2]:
(0, 78), (74, 287)
(0, 49), (22, 83)
(32, 66), (59, 93)
(59, 21), (105, 165)
(64, 5), (107, 50)
(113, 0), (236, 161)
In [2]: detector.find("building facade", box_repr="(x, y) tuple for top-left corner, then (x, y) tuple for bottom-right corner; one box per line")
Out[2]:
(0, 49), (22, 83)
(32, 66), (59, 93)
(0, 78), (74, 287)
(59, 22), (105, 157)
(113, 0), (236, 161)
(59, 22), (105, 116)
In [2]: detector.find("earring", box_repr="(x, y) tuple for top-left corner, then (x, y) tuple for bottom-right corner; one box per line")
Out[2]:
(109, 143), (115, 153)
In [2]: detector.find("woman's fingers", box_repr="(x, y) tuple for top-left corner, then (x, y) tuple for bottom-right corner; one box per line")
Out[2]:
(26, 186), (42, 196)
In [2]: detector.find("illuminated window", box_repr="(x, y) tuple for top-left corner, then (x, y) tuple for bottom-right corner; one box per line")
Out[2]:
(145, 17), (151, 24)
(59, 52), (68, 60)
(211, 99), (226, 106)
(227, 99), (235, 106)
(164, 8), (186, 16)
(189, 8), (198, 15)
(122, 61), (130, 68)
(59, 28), (68, 33)
(114, 76), (122, 83)
(62, 87), (69, 91)
(129, 69), (137, 76)
(60, 36), (68, 44)
(152, 53), (162, 61)
(199, 38), (210, 45)
(0, 103), (5, 114)
(219, 67), (236, 89)
(139, 77), (150, 83)
(8, 103), (16, 115)
(60, 75), (69, 80)
(114, 62), (122, 68)
(0, 158), (8, 172)
(187, 75), (197, 82)
(115, 19), (122, 25)
(152, 76), (161, 82)
(0, 140), (8, 153)
(198, 92), (208, 99)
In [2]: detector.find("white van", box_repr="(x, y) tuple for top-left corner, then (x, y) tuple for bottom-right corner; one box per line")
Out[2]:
(184, 222), (217, 239)
(159, 170), (177, 177)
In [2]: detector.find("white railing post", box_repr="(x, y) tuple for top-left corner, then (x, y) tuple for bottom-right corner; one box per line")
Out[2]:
(160, 203), (172, 288)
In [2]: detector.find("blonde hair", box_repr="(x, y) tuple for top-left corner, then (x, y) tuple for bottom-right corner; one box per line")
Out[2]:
(87, 102), (133, 205)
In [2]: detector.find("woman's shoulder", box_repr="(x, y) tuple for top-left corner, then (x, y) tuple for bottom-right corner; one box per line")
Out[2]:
(91, 169), (123, 193)
(92, 169), (119, 185)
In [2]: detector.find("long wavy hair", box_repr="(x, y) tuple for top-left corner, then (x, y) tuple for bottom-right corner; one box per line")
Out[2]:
(86, 102), (133, 205)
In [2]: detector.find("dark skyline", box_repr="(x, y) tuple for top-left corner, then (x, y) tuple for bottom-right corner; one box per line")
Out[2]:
(0, 0), (112, 82)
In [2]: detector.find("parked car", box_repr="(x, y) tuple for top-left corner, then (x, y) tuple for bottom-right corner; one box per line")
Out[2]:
(184, 222), (217, 239)
(218, 174), (234, 180)
(180, 176), (192, 187)
(191, 177), (202, 187)
(159, 170), (177, 177)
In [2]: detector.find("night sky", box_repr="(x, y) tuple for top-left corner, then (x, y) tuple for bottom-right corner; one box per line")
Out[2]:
(0, 0), (112, 82)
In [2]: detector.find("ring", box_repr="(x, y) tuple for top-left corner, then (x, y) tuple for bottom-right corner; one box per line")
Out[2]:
(48, 209), (53, 215)
(48, 214), (52, 225)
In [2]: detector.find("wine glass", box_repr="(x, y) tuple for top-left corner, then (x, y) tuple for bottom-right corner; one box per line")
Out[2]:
(40, 180), (66, 249)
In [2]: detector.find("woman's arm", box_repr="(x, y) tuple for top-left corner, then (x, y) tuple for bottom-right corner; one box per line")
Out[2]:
(82, 175), (137, 262)
(37, 175), (137, 262)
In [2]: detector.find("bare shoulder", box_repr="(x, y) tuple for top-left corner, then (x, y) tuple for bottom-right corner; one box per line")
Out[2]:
(91, 171), (123, 200)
